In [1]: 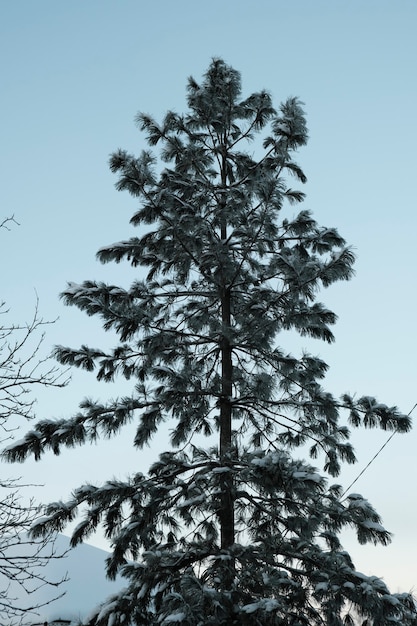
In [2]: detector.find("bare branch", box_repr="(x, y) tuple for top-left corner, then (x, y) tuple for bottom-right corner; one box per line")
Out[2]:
(0, 251), (69, 620)
(0, 298), (70, 436)
(0, 215), (20, 231)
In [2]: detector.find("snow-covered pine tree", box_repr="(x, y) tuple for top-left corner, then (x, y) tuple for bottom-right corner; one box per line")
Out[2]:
(4, 59), (416, 625)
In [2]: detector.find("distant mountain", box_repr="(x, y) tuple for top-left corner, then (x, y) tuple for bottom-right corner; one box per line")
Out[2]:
(1, 534), (124, 625)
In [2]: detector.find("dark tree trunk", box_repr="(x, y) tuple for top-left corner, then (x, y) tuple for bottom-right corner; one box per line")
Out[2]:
(219, 142), (235, 554)
(219, 286), (234, 551)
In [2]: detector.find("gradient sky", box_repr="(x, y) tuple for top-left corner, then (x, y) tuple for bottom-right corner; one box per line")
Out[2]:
(1, 0), (416, 596)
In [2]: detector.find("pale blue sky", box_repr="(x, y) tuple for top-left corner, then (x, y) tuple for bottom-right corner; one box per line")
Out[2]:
(1, 0), (416, 594)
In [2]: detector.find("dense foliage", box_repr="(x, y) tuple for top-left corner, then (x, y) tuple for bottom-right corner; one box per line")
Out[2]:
(4, 60), (416, 625)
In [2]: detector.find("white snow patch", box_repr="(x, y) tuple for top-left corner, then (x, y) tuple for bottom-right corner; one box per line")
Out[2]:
(96, 600), (119, 622)
(361, 521), (386, 532)
(343, 582), (355, 590)
(163, 612), (187, 623)
(242, 598), (279, 614)
(292, 471), (322, 483)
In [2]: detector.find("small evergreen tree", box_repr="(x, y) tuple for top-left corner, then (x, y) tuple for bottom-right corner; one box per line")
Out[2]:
(4, 60), (416, 625)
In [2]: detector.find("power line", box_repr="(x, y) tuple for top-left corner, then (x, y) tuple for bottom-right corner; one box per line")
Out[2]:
(340, 402), (417, 500)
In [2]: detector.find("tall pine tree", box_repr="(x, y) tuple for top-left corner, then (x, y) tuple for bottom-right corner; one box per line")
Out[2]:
(4, 60), (416, 625)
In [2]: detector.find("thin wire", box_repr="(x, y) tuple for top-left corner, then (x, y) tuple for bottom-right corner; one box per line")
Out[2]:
(340, 402), (417, 500)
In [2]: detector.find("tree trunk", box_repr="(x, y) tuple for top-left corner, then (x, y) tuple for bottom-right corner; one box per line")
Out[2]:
(219, 286), (234, 551)
(219, 142), (235, 554)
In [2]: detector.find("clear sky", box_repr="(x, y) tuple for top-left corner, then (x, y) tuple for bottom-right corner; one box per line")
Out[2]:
(1, 0), (416, 596)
